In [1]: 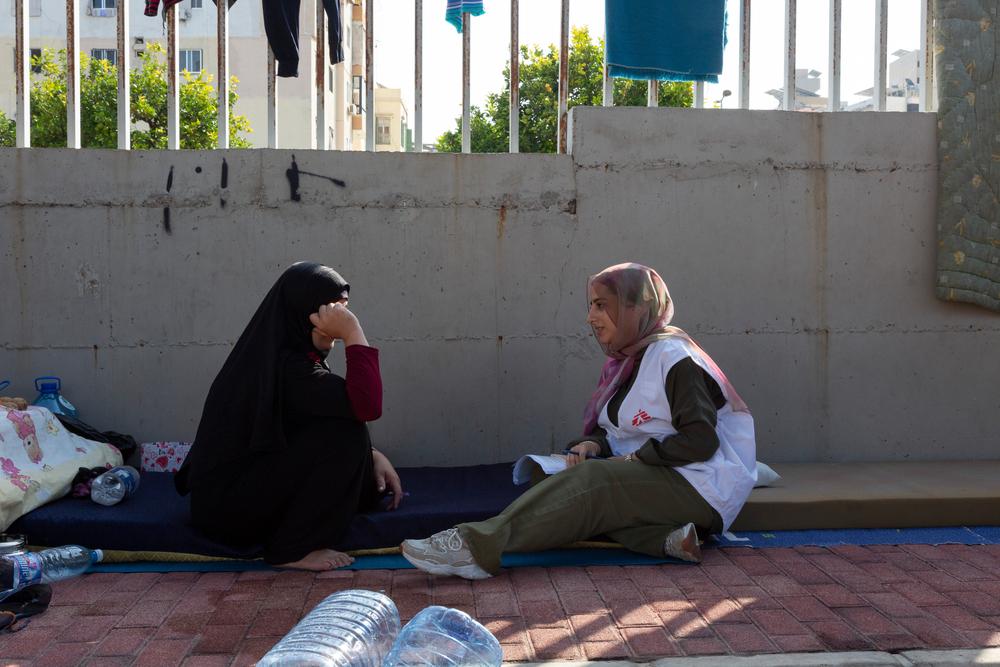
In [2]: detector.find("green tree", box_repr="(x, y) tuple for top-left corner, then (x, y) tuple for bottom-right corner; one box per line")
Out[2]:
(436, 26), (692, 153)
(0, 43), (251, 148)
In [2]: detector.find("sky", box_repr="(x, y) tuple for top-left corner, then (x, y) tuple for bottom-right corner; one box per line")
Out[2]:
(369, 0), (923, 144)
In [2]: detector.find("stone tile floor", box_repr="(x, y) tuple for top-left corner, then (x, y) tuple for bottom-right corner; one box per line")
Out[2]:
(1, 544), (999, 665)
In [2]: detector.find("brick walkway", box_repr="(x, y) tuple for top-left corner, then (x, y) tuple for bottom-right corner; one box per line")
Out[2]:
(2, 544), (999, 665)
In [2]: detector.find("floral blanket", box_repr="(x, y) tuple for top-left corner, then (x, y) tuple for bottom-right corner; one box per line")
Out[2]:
(0, 406), (122, 531)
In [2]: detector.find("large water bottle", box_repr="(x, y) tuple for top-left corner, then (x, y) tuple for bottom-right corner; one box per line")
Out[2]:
(0, 545), (103, 601)
(32, 377), (78, 418)
(383, 606), (503, 667)
(257, 590), (400, 667)
(90, 466), (141, 506)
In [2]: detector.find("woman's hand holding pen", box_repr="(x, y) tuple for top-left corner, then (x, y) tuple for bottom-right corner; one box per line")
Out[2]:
(564, 440), (601, 467)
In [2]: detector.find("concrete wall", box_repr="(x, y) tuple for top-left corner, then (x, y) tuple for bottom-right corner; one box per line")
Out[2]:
(2, 108), (998, 467)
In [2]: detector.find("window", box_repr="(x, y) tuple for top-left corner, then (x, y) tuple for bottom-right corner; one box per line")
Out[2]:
(376, 116), (391, 145)
(13, 48), (43, 73)
(91, 48), (117, 66)
(190, 0), (203, 7)
(180, 49), (202, 74)
(91, 0), (116, 14)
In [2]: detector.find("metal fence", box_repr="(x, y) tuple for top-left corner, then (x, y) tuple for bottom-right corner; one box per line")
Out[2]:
(11, 0), (936, 152)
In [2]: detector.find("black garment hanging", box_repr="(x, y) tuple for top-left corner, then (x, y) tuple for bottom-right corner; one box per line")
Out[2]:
(264, 0), (344, 78)
(175, 262), (350, 496)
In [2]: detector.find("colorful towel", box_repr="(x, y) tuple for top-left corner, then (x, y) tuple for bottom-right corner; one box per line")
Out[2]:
(446, 0), (484, 33)
(605, 0), (726, 83)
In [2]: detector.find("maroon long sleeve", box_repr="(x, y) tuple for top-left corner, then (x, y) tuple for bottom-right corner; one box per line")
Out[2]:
(344, 344), (382, 422)
(282, 345), (382, 422)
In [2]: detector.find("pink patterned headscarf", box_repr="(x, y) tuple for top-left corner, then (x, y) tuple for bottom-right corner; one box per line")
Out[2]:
(581, 263), (747, 434)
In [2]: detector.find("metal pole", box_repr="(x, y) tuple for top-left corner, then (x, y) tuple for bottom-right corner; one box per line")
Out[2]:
(828, 0), (841, 111)
(67, 0), (81, 148)
(509, 0), (519, 152)
(783, 0), (796, 111)
(267, 47), (278, 148)
(694, 81), (704, 108)
(461, 12), (470, 153)
(603, 45), (612, 106)
(217, 0), (229, 148)
(116, 0), (130, 149)
(415, 0), (422, 151)
(647, 80), (657, 107)
(315, 0), (326, 149)
(874, 0), (888, 111)
(739, 0), (750, 109)
(166, 4), (180, 149)
(919, 0), (934, 111)
(15, 0), (30, 147)
(365, 0), (374, 151)
(557, 0), (569, 154)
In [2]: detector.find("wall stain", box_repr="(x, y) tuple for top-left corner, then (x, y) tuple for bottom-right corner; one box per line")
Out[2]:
(497, 205), (506, 239)
(220, 157), (229, 208)
(166, 165), (174, 192)
(286, 154), (346, 203)
(162, 207), (172, 234)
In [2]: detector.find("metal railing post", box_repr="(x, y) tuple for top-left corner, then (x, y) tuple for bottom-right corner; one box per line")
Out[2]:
(67, 0), (81, 148)
(15, 0), (31, 147)
(783, 0), (796, 111)
(217, 0), (229, 148)
(117, 0), (131, 148)
(166, 4), (180, 149)
(509, 0), (519, 152)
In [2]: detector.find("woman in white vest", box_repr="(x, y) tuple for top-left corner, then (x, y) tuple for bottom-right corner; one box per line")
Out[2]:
(402, 263), (757, 579)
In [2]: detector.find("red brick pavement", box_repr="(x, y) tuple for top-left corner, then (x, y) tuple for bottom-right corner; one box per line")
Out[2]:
(1, 544), (999, 665)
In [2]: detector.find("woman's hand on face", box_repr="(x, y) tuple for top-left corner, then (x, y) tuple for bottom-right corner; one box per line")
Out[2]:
(372, 449), (404, 510)
(310, 303), (366, 345)
(564, 440), (601, 467)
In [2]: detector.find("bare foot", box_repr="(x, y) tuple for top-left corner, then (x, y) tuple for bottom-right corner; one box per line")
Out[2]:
(276, 549), (355, 571)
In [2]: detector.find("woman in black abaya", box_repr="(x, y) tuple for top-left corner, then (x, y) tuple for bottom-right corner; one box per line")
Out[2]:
(176, 262), (402, 571)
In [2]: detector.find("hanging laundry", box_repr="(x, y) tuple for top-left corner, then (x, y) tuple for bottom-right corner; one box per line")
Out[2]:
(264, 0), (343, 77)
(605, 0), (726, 83)
(144, 0), (179, 18)
(446, 0), (484, 33)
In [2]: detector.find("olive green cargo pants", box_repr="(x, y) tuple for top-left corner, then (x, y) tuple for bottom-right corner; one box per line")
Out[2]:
(457, 459), (722, 574)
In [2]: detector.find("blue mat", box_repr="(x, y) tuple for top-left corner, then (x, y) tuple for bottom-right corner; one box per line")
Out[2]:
(716, 526), (1000, 548)
(11, 465), (524, 558)
(89, 549), (679, 573)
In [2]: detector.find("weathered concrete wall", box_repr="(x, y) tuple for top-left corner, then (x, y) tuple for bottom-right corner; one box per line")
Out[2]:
(2, 108), (997, 466)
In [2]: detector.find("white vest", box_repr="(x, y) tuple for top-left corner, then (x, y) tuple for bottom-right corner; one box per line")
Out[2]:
(597, 338), (757, 531)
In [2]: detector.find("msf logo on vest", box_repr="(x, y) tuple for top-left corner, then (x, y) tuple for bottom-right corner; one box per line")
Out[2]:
(632, 409), (652, 427)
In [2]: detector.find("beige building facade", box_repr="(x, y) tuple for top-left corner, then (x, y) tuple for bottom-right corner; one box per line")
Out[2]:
(0, 0), (376, 149)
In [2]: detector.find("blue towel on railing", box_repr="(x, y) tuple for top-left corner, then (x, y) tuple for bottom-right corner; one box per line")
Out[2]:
(446, 0), (485, 33)
(605, 0), (726, 83)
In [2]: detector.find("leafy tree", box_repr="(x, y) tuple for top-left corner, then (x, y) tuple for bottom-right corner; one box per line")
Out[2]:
(0, 43), (251, 148)
(436, 26), (692, 153)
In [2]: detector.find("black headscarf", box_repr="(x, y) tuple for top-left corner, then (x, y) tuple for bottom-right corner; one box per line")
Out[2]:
(176, 262), (350, 494)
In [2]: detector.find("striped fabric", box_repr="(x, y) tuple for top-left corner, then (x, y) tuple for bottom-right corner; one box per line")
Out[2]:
(445, 0), (484, 33)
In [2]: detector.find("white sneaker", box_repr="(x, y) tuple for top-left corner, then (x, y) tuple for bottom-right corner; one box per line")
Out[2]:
(663, 522), (702, 563)
(401, 528), (492, 580)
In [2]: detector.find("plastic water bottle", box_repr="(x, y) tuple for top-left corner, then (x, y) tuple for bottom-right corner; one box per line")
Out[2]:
(0, 545), (103, 601)
(257, 590), (400, 667)
(90, 466), (141, 506)
(32, 377), (78, 418)
(383, 606), (503, 667)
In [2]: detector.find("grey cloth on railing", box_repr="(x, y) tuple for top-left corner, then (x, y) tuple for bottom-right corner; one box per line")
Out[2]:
(934, 0), (1000, 312)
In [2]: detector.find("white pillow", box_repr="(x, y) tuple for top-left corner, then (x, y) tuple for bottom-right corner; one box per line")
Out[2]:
(755, 461), (781, 487)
